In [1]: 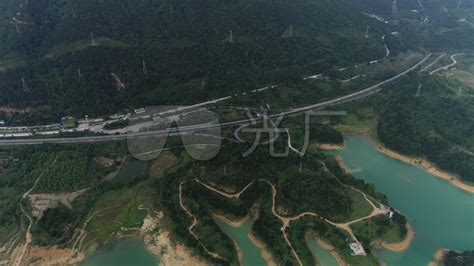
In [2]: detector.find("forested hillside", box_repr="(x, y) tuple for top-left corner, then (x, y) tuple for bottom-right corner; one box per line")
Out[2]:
(347, 0), (474, 51)
(347, 0), (474, 15)
(338, 0), (474, 183)
(444, 250), (474, 266)
(0, 0), (397, 122)
(376, 74), (474, 182)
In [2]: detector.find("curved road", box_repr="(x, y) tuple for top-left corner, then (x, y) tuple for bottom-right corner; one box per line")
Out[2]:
(14, 157), (58, 266)
(194, 178), (385, 266)
(420, 52), (446, 72)
(179, 181), (226, 261)
(0, 53), (432, 146)
(430, 53), (464, 75)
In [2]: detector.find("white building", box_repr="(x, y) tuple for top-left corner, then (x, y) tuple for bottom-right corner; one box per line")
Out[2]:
(350, 241), (366, 256)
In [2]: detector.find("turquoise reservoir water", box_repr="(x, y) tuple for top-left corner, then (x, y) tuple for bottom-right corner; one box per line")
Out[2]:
(307, 239), (339, 266)
(327, 135), (474, 265)
(217, 220), (340, 266)
(80, 238), (159, 266)
(80, 135), (473, 266)
(216, 220), (267, 266)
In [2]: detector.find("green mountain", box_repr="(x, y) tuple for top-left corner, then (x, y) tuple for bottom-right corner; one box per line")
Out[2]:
(0, 0), (397, 122)
(0, 1), (473, 265)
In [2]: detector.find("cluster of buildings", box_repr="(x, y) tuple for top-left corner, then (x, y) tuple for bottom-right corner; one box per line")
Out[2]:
(0, 113), (120, 137)
(0, 104), (168, 138)
(0, 121), (62, 137)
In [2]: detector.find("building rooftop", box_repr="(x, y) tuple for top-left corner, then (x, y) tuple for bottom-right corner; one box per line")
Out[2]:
(350, 241), (367, 256)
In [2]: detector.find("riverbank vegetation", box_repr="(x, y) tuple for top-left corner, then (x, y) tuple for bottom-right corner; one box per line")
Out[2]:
(351, 215), (406, 247)
(329, 1), (474, 184)
(331, 72), (474, 184)
(376, 74), (474, 183)
(288, 216), (380, 266)
(0, 0), (473, 265)
(153, 134), (407, 265)
(0, 129), (410, 265)
(444, 250), (474, 266)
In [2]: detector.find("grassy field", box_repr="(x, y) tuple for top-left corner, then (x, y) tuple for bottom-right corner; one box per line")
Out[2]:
(427, 54), (474, 97)
(334, 106), (378, 139)
(92, 141), (130, 156)
(357, 51), (424, 77)
(212, 107), (248, 123)
(112, 157), (148, 185)
(82, 179), (155, 247)
(445, 54), (474, 91)
(351, 215), (404, 243)
(63, 117), (76, 129)
(0, 54), (26, 70)
(43, 37), (131, 59)
(451, 8), (474, 24)
(148, 150), (179, 179)
(346, 189), (373, 221)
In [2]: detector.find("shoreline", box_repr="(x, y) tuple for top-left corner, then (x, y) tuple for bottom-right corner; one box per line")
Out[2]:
(9, 244), (85, 266)
(17, 212), (208, 266)
(234, 240), (244, 266)
(335, 156), (350, 173)
(376, 145), (474, 194)
(213, 212), (249, 228)
(247, 231), (277, 266)
(316, 237), (334, 250)
(328, 153), (416, 253)
(381, 225), (414, 252)
(428, 249), (447, 266)
(318, 143), (345, 150)
(314, 237), (347, 266)
(212, 213), (247, 265)
(334, 131), (474, 193)
(142, 212), (207, 266)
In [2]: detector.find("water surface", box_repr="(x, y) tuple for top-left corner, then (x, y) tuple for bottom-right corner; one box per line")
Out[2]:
(217, 220), (267, 266)
(327, 135), (474, 265)
(80, 135), (473, 266)
(81, 238), (159, 266)
(307, 239), (339, 266)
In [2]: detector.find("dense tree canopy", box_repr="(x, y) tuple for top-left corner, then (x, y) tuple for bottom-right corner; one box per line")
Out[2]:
(377, 75), (474, 182)
(0, 0), (395, 123)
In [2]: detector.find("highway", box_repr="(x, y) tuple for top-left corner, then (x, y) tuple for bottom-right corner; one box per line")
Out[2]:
(0, 53), (432, 146)
(420, 52), (446, 72)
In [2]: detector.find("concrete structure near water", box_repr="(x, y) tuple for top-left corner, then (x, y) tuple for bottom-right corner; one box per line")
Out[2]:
(350, 241), (367, 256)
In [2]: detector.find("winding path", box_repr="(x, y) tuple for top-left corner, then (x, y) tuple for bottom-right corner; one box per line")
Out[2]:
(13, 157), (58, 266)
(430, 53), (464, 75)
(339, 75), (360, 83)
(178, 181), (227, 261)
(71, 204), (121, 252)
(286, 129), (305, 157)
(192, 176), (386, 266)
